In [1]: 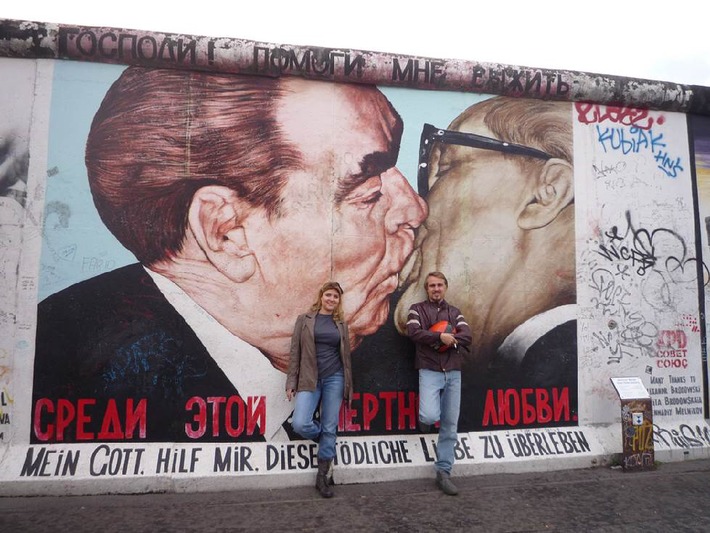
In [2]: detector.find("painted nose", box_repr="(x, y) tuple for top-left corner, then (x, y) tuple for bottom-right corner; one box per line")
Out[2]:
(383, 168), (427, 235)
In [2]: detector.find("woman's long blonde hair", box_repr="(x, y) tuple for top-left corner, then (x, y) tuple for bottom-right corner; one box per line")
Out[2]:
(310, 281), (345, 322)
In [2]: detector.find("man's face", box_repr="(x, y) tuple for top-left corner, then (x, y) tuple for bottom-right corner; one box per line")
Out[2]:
(246, 80), (426, 348)
(425, 275), (447, 303)
(397, 112), (533, 336)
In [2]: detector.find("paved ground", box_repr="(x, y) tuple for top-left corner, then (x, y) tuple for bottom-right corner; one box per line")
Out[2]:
(2, 458), (710, 532)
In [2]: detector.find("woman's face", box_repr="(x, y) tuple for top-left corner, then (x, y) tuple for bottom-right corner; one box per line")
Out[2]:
(320, 289), (341, 314)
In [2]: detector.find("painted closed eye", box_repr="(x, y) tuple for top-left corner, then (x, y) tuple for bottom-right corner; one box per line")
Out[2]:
(346, 175), (384, 208)
(429, 160), (459, 193)
(362, 190), (383, 204)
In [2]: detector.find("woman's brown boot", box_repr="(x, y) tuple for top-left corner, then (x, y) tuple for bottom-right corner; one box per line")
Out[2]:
(316, 459), (334, 498)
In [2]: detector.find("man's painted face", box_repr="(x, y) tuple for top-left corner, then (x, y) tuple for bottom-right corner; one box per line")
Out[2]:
(397, 113), (532, 335)
(247, 80), (426, 348)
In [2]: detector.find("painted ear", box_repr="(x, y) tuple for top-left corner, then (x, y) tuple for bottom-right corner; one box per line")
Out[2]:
(187, 185), (257, 283)
(518, 159), (574, 230)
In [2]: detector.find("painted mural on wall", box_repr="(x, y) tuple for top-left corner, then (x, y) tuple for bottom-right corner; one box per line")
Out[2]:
(1, 52), (709, 491)
(28, 63), (578, 446)
(375, 98), (578, 433)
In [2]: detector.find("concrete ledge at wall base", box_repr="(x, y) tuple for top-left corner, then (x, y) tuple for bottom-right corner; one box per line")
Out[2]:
(1, 421), (708, 497)
(0, 458), (602, 498)
(656, 446), (710, 463)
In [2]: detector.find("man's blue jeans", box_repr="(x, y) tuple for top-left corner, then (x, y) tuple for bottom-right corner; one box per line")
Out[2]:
(292, 370), (344, 460)
(419, 368), (461, 474)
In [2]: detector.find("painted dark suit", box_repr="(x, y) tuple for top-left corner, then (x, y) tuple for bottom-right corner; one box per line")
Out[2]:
(352, 301), (578, 433)
(32, 263), (263, 443)
(460, 317), (578, 431)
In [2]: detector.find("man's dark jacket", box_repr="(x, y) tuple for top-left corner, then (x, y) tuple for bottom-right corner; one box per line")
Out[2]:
(406, 299), (472, 371)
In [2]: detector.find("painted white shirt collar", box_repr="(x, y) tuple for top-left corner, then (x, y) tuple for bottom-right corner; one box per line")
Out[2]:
(497, 304), (577, 367)
(144, 267), (291, 440)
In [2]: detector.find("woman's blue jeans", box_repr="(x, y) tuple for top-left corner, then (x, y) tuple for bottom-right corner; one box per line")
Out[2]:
(419, 368), (461, 474)
(291, 370), (344, 460)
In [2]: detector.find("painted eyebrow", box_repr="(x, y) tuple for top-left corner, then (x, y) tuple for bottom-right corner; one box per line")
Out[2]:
(334, 149), (399, 203)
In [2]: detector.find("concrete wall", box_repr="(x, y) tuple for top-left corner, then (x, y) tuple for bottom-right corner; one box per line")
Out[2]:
(0, 20), (709, 495)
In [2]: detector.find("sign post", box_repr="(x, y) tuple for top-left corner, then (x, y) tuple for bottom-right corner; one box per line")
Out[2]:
(610, 377), (655, 472)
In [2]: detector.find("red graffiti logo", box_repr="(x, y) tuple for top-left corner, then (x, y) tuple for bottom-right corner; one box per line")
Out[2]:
(657, 329), (687, 349)
(575, 102), (663, 130)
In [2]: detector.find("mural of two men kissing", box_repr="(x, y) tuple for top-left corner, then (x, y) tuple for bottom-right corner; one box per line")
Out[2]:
(32, 64), (577, 444)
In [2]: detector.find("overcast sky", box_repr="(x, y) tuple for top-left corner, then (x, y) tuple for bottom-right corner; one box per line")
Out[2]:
(2, 1), (709, 87)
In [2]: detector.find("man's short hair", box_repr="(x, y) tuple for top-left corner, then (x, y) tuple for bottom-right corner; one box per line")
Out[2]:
(453, 96), (573, 167)
(85, 67), (302, 265)
(426, 271), (448, 287)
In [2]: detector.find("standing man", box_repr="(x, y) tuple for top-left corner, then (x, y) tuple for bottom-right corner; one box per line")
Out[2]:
(405, 271), (471, 495)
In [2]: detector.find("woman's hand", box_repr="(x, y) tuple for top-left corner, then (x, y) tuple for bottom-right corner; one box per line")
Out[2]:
(286, 389), (296, 401)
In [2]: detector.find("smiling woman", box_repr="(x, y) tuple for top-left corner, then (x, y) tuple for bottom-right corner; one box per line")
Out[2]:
(286, 281), (353, 497)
